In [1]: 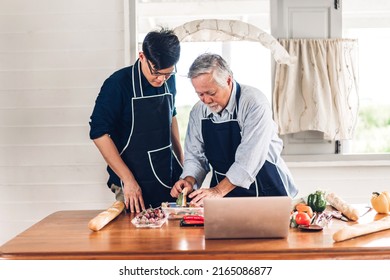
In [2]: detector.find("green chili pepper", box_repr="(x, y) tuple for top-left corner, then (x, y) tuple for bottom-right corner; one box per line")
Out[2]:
(307, 190), (327, 212)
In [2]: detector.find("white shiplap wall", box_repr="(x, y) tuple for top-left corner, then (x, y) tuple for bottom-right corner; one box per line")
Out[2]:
(0, 0), (125, 245)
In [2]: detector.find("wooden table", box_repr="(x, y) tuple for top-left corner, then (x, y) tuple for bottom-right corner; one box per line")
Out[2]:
(1, 208), (390, 260)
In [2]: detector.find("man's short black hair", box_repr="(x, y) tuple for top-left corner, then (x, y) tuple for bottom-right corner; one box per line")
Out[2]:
(142, 27), (180, 70)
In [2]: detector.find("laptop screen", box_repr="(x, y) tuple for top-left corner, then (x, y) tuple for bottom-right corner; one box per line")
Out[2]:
(204, 196), (292, 239)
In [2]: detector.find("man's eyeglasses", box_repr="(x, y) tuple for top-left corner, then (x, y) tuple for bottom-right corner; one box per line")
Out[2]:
(146, 59), (177, 79)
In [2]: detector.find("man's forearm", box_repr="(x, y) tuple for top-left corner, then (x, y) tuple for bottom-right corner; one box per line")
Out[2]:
(214, 177), (236, 196)
(171, 116), (184, 164)
(93, 134), (135, 185)
(183, 176), (196, 187)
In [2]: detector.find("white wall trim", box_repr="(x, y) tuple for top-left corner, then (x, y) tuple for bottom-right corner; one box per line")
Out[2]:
(284, 154), (390, 167)
(124, 0), (138, 64)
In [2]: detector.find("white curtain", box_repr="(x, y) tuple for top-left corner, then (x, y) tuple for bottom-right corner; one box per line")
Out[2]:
(273, 39), (359, 140)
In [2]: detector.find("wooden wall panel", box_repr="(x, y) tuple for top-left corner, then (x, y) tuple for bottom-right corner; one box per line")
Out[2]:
(0, 0), (125, 245)
(0, 89), (98, 107)
(0, 165), (107, 185)
(0, 145), (102, 165)
(0, 184), (113, 203)
(289, 165), (390, 203)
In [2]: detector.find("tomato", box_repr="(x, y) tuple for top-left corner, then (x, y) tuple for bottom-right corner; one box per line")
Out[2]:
(295, 204), (314, 218)
(295, 212), (311, 226)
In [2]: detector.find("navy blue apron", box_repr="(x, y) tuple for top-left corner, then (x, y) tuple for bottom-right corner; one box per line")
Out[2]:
(201, 83), (288, 197)
(119, 60), (182, 207)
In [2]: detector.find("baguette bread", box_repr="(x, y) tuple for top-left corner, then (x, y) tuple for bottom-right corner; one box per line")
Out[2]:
(333, 216), (390, 242)
(325, 192), (359, 221)
(88, 201), (125, 231)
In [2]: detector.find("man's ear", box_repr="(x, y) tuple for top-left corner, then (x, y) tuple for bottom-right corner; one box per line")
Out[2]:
(227, 75), (233, 86)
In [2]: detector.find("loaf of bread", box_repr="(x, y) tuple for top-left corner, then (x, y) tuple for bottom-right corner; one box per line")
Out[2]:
(88, 201), (125, 231)
(325, 192), (359, 221)
(333, 216), (390, 242)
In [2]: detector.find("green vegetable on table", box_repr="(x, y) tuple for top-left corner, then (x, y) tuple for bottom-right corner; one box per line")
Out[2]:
(176, 189), (187, 207)
(307, 190), (327, 212)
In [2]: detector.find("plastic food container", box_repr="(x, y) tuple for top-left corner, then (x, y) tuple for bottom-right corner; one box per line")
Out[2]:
(161, 202), (204, 220)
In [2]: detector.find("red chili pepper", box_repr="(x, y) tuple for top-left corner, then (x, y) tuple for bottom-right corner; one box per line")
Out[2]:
(183, 219), (204, 225)
(183, 215), (204, 221)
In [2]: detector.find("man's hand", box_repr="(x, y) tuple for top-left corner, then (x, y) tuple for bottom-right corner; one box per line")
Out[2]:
(188, 177), (236, 206)
(123, 180), (145, 213)
(188, 187), (223, 207)
(171, 177), (195, 198)
(93, 135), (145, 213)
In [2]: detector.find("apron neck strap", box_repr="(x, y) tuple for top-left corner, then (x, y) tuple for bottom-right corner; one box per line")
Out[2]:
(132, 59), (169, 98)
(232, 82), (241, 119)
(131, 59), (144, 98)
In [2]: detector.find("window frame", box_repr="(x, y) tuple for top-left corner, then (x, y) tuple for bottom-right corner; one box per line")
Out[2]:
(126, 0), (390, 166)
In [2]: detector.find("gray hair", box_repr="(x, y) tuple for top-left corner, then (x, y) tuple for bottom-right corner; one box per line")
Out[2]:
(188, 53), (233, 87)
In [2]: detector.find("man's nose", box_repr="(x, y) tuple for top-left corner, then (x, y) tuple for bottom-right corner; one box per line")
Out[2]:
(156, 75), (167, 82)
(202, 95), (212, 104)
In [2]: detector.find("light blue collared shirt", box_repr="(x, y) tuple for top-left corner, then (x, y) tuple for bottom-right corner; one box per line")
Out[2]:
(181, 81), (298, 197)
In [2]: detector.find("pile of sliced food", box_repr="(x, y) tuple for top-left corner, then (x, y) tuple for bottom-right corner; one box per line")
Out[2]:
(131, 206), (167, 227)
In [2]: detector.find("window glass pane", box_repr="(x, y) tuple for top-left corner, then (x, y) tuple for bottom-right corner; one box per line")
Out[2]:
(137, 0), (271, 144)
(176, 41), (271, 107)
(343, 0), (390, 153)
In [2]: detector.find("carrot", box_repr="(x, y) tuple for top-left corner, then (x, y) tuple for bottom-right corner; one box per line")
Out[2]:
(296, 204), (314, 218)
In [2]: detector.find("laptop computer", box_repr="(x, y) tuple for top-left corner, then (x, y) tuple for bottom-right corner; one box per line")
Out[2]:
(204, 196), (292, 239)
